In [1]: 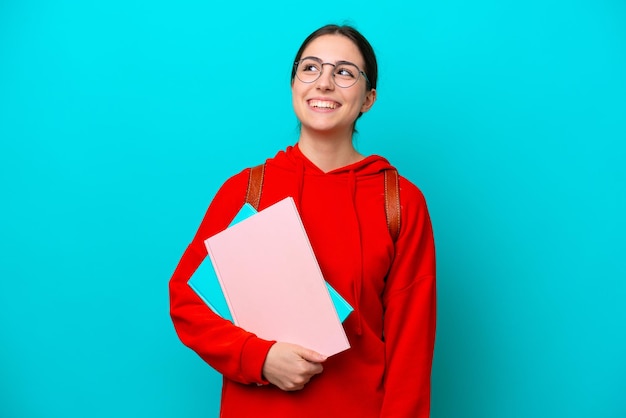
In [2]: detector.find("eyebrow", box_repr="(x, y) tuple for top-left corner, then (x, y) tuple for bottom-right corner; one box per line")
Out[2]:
(301, 56), (359, 66)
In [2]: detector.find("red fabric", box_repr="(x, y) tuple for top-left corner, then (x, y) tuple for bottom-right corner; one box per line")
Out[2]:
(169, 145), (436, 417)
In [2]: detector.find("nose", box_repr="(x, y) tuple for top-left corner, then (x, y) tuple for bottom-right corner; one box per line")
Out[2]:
(316, 63), (335, 91)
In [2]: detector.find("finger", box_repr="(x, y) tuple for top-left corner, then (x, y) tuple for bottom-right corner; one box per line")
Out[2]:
(296, 347), (327, 363)
(310, 363), (324, 376)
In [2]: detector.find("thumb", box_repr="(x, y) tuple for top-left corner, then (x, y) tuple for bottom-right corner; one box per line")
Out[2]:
(296, 347), (327, 363)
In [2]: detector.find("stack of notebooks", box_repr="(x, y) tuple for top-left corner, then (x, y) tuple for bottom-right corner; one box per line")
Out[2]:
(188, 197), (352, 357)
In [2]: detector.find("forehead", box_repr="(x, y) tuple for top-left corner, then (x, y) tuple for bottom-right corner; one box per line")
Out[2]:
(301, 34), (364, 67)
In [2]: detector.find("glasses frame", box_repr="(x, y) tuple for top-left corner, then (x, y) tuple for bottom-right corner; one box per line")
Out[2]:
(293, 56), (371, 89)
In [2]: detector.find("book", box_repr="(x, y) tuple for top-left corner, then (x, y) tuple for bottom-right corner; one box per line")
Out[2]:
(205, 197), (350, 357)
(188, 203), (258, 321)
(188, 203), (353, 323)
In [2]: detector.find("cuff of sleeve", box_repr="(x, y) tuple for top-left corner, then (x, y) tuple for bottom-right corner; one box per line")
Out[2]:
(240, 337), (276, 384)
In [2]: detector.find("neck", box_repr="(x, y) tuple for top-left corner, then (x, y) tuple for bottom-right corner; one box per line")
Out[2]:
(297, 130), (364, 173)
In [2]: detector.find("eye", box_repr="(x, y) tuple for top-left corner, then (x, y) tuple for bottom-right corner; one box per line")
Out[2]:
(300, 60), (321, 73)
(335, 65), (357, 79)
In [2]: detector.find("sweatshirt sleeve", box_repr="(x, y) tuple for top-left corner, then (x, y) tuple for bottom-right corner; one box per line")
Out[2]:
(169, 170), (276, 384)
(380, 179), (436, 417)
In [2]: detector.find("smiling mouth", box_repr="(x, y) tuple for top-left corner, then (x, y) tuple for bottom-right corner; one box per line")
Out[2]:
(308, 99), (339, 109)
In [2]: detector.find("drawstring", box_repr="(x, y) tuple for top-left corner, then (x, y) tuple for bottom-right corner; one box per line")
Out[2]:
(294, 159), (305, 212)
(348, 170), (364, 335)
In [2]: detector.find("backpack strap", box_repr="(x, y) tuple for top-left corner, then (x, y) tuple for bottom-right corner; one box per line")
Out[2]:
(245, 163), (401, 242)
(245, 164), (265, 210)
(384, 169), (401, 242)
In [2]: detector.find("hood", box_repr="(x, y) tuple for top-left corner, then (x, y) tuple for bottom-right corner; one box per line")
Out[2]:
(272, 143), (394, 177)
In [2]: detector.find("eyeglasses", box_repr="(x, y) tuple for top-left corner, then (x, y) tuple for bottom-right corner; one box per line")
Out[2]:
(294, 56), (370, 89)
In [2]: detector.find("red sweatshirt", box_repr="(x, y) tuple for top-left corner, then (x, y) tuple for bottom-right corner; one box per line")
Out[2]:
(169, 145), (436, 417)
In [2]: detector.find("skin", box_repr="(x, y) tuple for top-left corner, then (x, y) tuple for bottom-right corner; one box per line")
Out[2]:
(261, 34), (377, 391)
(262, 343), (327, 391)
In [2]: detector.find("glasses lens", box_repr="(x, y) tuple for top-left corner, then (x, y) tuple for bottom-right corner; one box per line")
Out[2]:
(295, 58), (363, 88)
(296, 58), (322, 83)
(333, 63), (360, 88)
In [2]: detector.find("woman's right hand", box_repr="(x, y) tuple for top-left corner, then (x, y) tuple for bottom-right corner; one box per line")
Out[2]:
(261, 342), (327, 391)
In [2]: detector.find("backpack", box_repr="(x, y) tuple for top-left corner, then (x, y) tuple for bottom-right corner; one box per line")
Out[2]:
(245, 164), (401, 242)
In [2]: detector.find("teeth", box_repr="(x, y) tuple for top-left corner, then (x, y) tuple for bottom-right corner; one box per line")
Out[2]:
(309, 100), (337, 109)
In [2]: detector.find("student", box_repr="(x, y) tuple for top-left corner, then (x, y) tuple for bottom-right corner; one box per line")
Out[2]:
(169, 24), (436, 417)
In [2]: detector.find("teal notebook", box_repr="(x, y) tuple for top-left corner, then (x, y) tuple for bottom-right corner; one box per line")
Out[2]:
(188, 203), (353, 323)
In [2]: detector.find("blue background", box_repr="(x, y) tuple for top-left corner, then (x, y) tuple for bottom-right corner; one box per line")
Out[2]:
(1, 1), (625, 417)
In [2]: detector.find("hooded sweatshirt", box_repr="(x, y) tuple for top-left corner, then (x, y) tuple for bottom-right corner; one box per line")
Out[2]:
(169, 145), (436, 417)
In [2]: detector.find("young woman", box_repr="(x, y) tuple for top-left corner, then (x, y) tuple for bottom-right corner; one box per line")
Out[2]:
(169, 24), (436, 417)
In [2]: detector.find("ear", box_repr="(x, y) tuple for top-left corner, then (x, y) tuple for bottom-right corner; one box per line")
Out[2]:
(360, 89), (377, 114)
